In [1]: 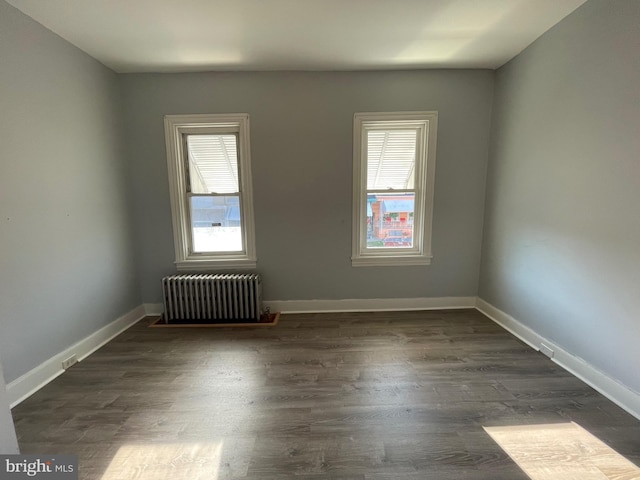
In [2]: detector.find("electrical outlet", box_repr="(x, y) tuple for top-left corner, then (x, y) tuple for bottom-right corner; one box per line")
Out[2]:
(62, 354), (78, 370)
(539, 343), (555, 359)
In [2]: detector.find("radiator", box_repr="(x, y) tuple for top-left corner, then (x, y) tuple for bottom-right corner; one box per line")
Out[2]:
(161, 274), (262, 323)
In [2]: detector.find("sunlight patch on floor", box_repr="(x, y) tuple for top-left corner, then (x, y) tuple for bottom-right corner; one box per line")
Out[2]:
(101, 442), (223, 480)
(484, 422), (640, 480)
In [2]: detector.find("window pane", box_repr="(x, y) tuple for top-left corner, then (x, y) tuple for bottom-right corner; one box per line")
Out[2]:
(367, 129), (417, 190)
(187, 134), (239, 194)
(366, 192), (415, 249)
(190, 196), (242, 252)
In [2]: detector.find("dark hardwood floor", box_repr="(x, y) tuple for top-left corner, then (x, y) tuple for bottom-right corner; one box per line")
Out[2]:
(11, 310), (640, 479)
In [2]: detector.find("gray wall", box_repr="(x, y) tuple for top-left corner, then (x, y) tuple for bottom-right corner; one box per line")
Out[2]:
(480, 0), (640, 392)
(121, 70), (494, 303)
(0, 358), (18, 453)
(0, 1), (140, 383)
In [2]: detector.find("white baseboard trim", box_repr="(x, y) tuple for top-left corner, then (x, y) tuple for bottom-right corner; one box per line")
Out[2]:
(7, 305), (147, 408)
(12, 297), (637, 420)
(476, 297), (640, 420)
(265, 296), (477, 314)
(144, 303), (163, 316)
(145, 297), (477, 316)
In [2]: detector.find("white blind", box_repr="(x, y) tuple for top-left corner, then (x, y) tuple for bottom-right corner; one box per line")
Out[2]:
(187, 134), (239, 194)
(366, 129), (416, 190)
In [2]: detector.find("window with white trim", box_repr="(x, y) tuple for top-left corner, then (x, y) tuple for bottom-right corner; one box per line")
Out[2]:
(164, 114), (256, 270)
(352, 111), (438, 267)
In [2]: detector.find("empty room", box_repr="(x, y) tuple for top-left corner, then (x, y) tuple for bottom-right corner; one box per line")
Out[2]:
(1, 0), (639, 478)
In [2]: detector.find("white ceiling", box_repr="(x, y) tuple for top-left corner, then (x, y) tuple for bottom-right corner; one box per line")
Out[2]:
(7, 0), (587, 73)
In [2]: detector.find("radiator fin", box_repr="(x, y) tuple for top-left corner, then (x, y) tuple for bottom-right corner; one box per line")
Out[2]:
(162, 274), (262, 322)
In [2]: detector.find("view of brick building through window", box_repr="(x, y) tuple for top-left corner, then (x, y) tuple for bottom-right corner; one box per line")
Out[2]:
(353, 111), (437, 266)
(367, 192), (415, 248)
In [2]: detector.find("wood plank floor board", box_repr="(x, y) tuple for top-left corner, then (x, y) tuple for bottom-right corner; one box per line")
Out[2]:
(11, 310), (640, 479)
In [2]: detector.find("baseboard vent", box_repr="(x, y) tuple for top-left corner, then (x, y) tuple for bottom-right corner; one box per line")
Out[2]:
(61, 354), (78, 370)
(539, 343), (555, 359)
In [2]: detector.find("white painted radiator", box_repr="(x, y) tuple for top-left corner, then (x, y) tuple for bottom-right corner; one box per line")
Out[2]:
(161, 274), (262, 323)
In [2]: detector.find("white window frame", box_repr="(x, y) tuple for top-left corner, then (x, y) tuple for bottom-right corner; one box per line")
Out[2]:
(352, 111), (438, 267)
(164, 113), (257, 271)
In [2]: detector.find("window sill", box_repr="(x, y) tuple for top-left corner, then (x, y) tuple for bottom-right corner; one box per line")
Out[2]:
(176, 258), (257, 272)
(351, 255), (432, 267)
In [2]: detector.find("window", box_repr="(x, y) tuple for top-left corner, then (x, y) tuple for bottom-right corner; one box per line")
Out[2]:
(164, 114), (256, 270)
(352, 111), (438, 267)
